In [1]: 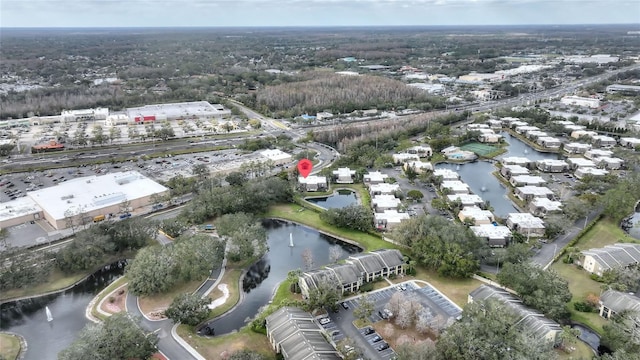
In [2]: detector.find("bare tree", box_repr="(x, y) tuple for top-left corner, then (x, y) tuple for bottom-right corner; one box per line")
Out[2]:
(301, 248), (314, 270)
(328, 245), (343, 263)
(386, 292), (406, 317)
(415, 308), (433, 334)
(395, 301), (414, 329)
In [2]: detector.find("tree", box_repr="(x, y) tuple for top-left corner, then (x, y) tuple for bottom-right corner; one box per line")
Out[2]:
(386, 292), (406, 317)
(502, 242), (533, 265)
(301, 248), (315, 270)
(352, 296), (375, 322)
(160, 218), (189, 238)
(192, 164), (209, 181)
(602, 310), (640, 354)
(407, 189), (424, 201)
(216, 213), (266, 262)
(328, 245), (343, 263)
(126, 246), (175, 296)
(436, 300), (558, 360)
(225, 171), (248, 186)
(59, 313), (158, 360)
(306, 278), (341, 312)
(319, 204), (373, 232)
(392, 215), (488, 278)
(108, 126), (121, 144)
(165, 293), (211, 326)
(496, 262), (572, 321)
(558, 325), (581, 352)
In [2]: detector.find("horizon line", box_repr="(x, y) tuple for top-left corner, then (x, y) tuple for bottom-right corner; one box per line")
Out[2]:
(1, 23), (639, 29)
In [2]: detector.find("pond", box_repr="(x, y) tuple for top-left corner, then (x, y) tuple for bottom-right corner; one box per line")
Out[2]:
(197, 220), (361, 336)
(305, 189), (358, 209)
(622, 201), (640, 240)
(0, 261), (127, 360)
(436, 132), (560, 218)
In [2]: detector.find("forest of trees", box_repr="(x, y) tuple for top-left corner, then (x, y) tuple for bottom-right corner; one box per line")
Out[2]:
(255, 72), (443, 117)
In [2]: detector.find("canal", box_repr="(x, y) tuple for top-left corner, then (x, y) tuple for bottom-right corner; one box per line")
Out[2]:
(306, 189), (358, 209)
(0, 261), (126, 360)
(198, 220), (361, 336)
(436, 132), (559, 218)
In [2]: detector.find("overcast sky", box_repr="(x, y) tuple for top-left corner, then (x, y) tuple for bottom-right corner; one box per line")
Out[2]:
(1, 0), (639, 28)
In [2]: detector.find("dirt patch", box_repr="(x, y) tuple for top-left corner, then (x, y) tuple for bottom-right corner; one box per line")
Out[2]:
(101, 286), (127, 314)
(372, 320), (435, 351)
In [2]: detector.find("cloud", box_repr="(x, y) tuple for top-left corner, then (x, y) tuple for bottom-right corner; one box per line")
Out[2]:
(1, 0), (638, 27)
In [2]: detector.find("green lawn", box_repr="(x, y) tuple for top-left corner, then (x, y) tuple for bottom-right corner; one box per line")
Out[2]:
(574, 218), (637, 250)
(177, 325), (275, 359)
(550, 218), (639, 336)
(557, 339), (597, 360)
(0, 268), (86, 302)
(0, 333), (21, 360)
(410, 267), (483, 308)
(265, 203), (398, 252)
(551, 262), (607, 334)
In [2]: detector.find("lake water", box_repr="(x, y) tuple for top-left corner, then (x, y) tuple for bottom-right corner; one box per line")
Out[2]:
(0, 261), (126, 360)
(306, 189), (358, 209)
(198, 220), (361, 336)
(436, 132), (560, 218)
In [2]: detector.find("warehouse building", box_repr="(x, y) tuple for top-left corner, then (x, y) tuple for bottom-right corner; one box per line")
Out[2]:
(125, 101), (231, 123)
(27, 171), (169, 230)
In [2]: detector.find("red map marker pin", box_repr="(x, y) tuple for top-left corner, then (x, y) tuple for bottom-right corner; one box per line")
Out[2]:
(297, 158), (313, 178)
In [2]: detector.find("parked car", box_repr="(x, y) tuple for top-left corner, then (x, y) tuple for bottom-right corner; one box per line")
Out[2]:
(371, 335), (382, 343)
(319, 318), (331, 325)
(376, 343), (390, 351)
(363, 327), (375, 335)
(341, 302), (349, 310)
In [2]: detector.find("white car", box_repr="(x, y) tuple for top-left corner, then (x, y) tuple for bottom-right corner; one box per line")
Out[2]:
(319, 318), (331, 325)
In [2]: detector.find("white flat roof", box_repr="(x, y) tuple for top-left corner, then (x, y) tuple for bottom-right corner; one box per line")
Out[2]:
(503, 164), (530, 175)
(393, 153), (420, 161)
(372, 195), (402, 208)
(565, 142), (591, 149)
(507, 212), (545, 228)
(585, 149), (613, 157)
(460, 206), (494, 221)
(447, 194), (484, 205)
(332, 167), (355, 176)
(260, 149), (292, 161)
(531, 198), (562, 211)
(375, 210), (410, 223)
(369, 183), (400, 194)
(433, 168), (459, 180)
(298, 175), (327, 185)
(27, 171), (168, 221)
(501, 156), (532, 165)
(512, 175), (546, 184)
(471, 224), (512, 239)
(621, 137), (640, 144)
(537, 159), (568, 166)
(0, 196), (41, 223)
(441, 180), (470, 192)
(364, 171), (388, 182)
(406, 161), (432, 170)
(126, 101), (228, 118)
(567, 158), (596, 167)
(516, 186), (554, 196)
(575, 167), (609, 176)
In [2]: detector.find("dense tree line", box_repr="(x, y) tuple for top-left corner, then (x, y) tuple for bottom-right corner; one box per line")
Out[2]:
(126, 233), (225, 296)
(56, 217), (158, 273)
(392, 215), (489, 278)
(496, 262), (572, 322)
(215, 213), (268, 262)
(0, 247), (53, 291)
(256, 72), (442, 117)
(599, 172), (640, 222)
(179, 176), (292, 224)
(319, 204), (373, 232)
(58, 313), (158, 360)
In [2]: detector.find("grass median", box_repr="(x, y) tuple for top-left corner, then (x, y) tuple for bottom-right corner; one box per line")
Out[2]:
(265, 203), (394, 252)
(0, 333), (21, 360)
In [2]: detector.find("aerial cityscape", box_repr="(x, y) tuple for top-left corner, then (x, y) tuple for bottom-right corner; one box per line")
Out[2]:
(1, 2), (640, 360)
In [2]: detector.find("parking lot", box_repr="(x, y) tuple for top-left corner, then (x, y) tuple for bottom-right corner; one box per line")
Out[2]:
(322, 281), (462, 360)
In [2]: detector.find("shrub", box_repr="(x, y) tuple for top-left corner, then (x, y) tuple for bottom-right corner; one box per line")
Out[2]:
(573, 301), (595, 313)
